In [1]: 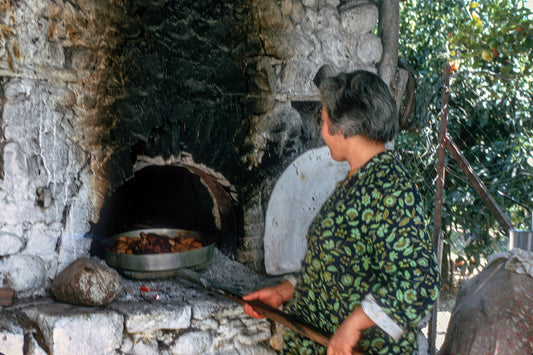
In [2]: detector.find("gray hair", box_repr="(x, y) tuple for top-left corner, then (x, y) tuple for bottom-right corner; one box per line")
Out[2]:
(318, 70), (398, 143)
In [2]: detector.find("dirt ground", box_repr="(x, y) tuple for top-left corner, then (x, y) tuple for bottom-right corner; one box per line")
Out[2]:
(436, 289), (456, 348)
(423, 265), (475, 352)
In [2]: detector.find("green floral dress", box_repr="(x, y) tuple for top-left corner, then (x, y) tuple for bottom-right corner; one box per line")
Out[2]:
(283, 151), (440, 355)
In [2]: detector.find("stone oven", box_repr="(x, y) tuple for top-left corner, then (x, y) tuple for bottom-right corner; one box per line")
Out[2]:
(1, 0), (386, 353)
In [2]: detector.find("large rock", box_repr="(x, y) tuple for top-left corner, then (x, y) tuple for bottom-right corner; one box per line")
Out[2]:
(51, 258), (123, 306)
(440, 255), (533, 354)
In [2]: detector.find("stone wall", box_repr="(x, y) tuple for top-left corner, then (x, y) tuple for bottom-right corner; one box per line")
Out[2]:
(0, 0), (131, 297)
(0, 0), (383, 298)
(239, 0), (382, 270)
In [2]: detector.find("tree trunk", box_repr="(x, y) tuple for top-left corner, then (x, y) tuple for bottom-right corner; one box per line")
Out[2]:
(378, 0), (400, 150)
(377, 0), (399, 90)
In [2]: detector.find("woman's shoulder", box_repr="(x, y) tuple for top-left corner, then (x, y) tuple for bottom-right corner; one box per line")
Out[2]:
(365, 151), (414, 184)
(341, 151), (419, 199)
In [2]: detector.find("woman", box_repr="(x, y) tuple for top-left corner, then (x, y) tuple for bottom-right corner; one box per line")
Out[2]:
(244, 69), (440, 355)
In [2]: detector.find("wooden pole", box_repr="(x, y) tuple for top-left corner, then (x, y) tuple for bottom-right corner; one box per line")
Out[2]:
(174, 269), (331, 347)
(444, 136), (513, 231)
(428, 62), (451, 355)
(220, 288), (331, 348)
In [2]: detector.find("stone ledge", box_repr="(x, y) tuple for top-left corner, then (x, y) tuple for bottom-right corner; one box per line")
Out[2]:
(1, 250), (280, 354)
(0, 287), (275, 355)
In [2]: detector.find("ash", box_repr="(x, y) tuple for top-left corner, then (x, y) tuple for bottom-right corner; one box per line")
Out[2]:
(116, 248), (281, 304)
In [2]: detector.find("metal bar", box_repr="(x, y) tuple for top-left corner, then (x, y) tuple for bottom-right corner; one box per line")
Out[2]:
(444, 137), (513, 231)
(428, 62), (451, 355)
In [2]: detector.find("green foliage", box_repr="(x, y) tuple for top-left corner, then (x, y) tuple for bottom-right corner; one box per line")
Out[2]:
(397, 0), (533, 278)
(449, 0), (533, 74)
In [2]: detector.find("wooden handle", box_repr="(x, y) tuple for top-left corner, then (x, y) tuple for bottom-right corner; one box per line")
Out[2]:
(222, 290), (369, 354)
(174, 269), (332, 348)
(219, 289), (330, 347)
(247, 299), (330, 347)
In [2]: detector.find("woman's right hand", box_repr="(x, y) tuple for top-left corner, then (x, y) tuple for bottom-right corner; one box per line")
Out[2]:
(242, 280), (295, 319)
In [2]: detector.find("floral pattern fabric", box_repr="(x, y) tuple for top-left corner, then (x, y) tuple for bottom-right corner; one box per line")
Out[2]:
(283, 151), (440, 355)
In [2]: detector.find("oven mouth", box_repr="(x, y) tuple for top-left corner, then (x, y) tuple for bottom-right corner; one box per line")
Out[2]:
(89, 163), (239, 261)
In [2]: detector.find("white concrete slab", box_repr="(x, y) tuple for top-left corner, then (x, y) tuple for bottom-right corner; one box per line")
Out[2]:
(264, 146), (350, 275)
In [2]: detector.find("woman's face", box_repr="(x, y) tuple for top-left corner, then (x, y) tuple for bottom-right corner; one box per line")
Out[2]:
(320, 107), (346, 161)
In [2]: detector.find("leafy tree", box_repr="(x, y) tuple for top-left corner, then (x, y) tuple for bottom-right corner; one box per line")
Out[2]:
(396, 0), (533, 282)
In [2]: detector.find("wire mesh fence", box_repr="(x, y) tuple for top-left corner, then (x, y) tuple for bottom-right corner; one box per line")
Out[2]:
(395, 66), (533, 287)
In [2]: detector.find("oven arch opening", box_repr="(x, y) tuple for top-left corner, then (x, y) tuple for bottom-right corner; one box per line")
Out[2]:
(89, 164), (238, 258)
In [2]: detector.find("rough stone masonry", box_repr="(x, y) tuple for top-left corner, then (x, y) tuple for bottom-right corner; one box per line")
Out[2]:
(0, 0), (384, 353)
(0, 0), (383, 298)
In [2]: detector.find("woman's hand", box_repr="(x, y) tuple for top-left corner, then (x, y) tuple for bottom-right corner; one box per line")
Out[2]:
(327, 323), (362, 355)
(327, 307), (374, 355)
(242, 280), (294, 319)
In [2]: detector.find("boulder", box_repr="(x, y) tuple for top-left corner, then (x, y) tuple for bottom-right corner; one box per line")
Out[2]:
(439, 255), (533, 354)
(51, 258), (122, 306)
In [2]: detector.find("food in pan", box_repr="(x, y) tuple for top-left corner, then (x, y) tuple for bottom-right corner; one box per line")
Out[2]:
(108, 231), (203, 255)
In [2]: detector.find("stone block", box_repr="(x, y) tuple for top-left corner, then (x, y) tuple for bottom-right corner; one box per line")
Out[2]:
(112, 302), (192, 334)
(301, 5), (340, 33)
(22, 303), (124, 355)
(340, 3), (378, 35)
(277, 60), (318, 97)
(357, 33), (383, 64)
(1, 255), (46, 296)
(128, 337), (159, 355)
(302, 0), (318, 8)
(245, 94), (275, 115)
(254, 0), (284, 32)
(24, 224), (61, 259)
(0, 232), (24, 256)
(214, 344), (277, 355)
(237, 329), (273, 345)
(170, 330), (213, 355)
(263, 31), (312, 59)
(248, 59), (276, 95)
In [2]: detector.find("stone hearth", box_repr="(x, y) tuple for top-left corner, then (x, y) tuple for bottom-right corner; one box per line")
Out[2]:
(0, 249), (280, 355)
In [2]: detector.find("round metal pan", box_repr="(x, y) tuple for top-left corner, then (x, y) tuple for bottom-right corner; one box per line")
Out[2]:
(104, 228), (215, 272)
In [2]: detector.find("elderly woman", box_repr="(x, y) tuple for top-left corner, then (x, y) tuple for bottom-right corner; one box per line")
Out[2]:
(243, 68), (440, 355)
